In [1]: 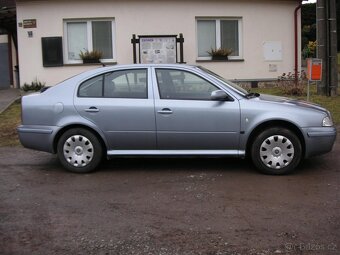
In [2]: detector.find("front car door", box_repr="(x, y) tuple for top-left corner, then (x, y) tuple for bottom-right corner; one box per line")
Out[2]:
(74, 67), (156, 150)
(153, 67), (240, 152)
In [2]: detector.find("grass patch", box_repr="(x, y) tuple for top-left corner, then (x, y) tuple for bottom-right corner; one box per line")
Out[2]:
(0, 100), (21, 147)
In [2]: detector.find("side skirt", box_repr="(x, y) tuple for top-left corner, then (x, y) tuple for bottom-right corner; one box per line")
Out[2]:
(107, 150), (245, 158)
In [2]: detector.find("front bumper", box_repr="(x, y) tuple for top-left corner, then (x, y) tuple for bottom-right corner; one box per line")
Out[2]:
(17, 125), (60, 153)
(302, 126), (337, 158)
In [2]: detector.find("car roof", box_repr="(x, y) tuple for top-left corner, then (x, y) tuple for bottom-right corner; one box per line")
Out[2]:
(99, 63), (198, 71)
(100, 63), (199, 72)
(73, 64), (200, 81)
(59, 64), (200, 86)
(109, 63), (197, 68)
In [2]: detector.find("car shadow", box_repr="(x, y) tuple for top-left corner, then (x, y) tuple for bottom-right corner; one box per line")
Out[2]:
(99, 157), (255, 174)
(36, 152), (332, 176)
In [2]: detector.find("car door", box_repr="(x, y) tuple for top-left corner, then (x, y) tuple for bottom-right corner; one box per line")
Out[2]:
(153, 67), (240, 151)
(74, 68), (156, 150)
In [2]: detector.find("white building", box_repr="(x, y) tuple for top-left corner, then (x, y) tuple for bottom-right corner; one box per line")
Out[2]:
(16, 0), (302, 86)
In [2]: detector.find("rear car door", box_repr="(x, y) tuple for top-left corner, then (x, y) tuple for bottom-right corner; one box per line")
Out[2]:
(74, 68), (156, 150)
(153, 67), (240, 151)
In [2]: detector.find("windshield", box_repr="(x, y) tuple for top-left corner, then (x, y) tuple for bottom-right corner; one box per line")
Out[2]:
(197, 66), (248, 96)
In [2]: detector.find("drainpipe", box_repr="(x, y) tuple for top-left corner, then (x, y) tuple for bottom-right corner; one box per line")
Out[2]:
(294, 1), (302, 84)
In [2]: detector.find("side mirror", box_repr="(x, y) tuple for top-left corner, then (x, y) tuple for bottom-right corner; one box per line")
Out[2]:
(211, 90), (229, 101)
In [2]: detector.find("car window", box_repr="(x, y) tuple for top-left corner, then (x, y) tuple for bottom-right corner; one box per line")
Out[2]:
(197, 66), (248, 96)
(104, 69), (147, 98)
(155, 69), (219, 100)
(78, 75), (103, 97)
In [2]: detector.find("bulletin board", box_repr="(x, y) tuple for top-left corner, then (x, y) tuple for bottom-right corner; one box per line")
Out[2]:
(139, 36), (177, 64)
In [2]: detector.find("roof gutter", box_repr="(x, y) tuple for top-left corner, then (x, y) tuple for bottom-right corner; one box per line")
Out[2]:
(294, 0), (302, 84)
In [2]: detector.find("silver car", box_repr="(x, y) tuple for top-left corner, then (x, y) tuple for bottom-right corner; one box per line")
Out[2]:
(17, 64), (336, 174)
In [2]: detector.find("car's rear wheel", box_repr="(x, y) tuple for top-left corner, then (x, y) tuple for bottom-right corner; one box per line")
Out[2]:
(57, 128), (103, 173)
(251, 127), (302, 175)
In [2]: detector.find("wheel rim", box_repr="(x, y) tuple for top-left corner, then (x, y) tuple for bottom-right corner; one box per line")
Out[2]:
(63, 135), (94, 167)
(259, 135), (295, 169)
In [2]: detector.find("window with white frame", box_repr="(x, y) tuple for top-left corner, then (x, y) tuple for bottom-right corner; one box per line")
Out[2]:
(197, 18), (242, 60)
(64, 19), (116, 63)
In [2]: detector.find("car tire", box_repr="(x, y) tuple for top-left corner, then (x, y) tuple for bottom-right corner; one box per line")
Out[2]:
(57, 128), (103, 173)
(251, 127), (302, 175)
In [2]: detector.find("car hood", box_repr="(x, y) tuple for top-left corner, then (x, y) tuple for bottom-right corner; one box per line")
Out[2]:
(257, 94), (328, 114)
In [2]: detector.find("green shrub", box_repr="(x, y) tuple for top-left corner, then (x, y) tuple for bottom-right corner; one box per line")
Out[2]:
(79, 49), (103, 60)
(22, 79), (46, 92)
(302, 41), (317, 59)
(207, 48), (233, 57)
(277, 71), (307, 96)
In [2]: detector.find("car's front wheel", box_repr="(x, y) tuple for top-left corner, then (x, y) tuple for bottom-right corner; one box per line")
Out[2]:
(251, 127), (302, 175)
(57, 128), (103, 173)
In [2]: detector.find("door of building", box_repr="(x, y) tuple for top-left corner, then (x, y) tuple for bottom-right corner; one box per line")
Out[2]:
(0, 42), (10, 89)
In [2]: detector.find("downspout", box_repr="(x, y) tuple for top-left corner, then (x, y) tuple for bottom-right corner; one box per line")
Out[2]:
(294, 1), (302, 84)
(7, 34), (14, 86)
(325, 0), (330, 96)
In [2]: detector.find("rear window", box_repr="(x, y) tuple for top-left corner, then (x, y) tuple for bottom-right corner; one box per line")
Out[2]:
(78, 75), (103, 97)
(78, 69), (147, 98)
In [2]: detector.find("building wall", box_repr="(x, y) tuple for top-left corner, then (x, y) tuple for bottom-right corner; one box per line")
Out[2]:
(16, 0), (301, 86)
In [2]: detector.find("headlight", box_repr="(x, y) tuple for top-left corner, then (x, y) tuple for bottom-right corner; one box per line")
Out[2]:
(322, 116), (333, 127)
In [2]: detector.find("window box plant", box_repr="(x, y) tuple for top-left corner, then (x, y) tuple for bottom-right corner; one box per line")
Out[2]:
(208, 48), (233, 61)
(79, 50), (103, 63)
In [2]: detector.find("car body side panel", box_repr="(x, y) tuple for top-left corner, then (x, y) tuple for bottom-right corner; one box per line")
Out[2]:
(154, 99), (241, 150)
(74, 98), (156, 150)
(18, 114), (112, 154)
(238, 97), (337, 158)
(150, 67), (241, 150)
(73, 67), (157, 150)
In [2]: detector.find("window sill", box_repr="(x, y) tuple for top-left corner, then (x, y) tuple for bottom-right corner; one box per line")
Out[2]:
(63, 62), (117, 67)
(196, 59), (244, 63)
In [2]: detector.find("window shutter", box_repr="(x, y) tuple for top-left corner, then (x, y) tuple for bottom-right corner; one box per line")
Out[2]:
(41, 37), (63, 67)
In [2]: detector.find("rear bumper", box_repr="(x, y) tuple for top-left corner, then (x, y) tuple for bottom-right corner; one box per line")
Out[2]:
(17, 125), (60, 153)
(302, 126), (337, 158)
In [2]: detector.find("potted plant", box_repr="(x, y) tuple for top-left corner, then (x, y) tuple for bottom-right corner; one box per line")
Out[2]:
(79, 49), (103, 63)
(208, 48), (233, 60)
(302, 41), (317, 67)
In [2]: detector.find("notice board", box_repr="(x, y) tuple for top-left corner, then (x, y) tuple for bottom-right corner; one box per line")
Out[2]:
(139, 36), (177, 64)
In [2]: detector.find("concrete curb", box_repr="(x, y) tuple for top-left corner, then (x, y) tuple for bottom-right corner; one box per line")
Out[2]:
(0, 88), (22, 115)
(0, 96), (21, 115)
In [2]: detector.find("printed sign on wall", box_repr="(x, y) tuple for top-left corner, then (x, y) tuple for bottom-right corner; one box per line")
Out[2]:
(139, 37), (177, 64)
(23, 19), (37, 29)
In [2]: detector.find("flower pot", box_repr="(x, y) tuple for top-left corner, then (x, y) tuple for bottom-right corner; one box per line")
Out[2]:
(83, 59), (101, 64)
(211, 55), (229, 61)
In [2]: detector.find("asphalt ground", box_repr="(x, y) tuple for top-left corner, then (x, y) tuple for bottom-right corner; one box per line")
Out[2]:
(0, 137), (339, 254)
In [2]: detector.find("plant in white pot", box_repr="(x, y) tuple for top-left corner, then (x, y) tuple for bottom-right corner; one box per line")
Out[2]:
(207, 48), (233, 60)
(79, 49), (103, 63)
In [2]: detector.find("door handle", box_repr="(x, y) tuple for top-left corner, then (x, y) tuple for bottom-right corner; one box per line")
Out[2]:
(157, 108), (173, 114)
(85, 106), (99, 113)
